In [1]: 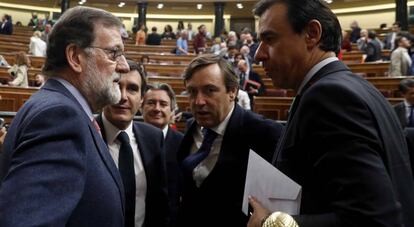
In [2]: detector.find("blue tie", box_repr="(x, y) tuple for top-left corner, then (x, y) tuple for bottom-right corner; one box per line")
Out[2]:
(182, 128), (218, 175)
(408, 106), (414, 127)
(117, 131), (136, 227)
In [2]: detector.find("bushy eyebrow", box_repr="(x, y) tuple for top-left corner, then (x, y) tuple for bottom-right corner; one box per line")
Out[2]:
(259, 30), (278, 40)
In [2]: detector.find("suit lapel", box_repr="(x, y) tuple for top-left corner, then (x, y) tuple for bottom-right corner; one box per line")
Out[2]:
(44, 81), (125, 211)
(272, 61), (350, 164)
(132, 123), (150, 172)
(92, 114), (126, 213)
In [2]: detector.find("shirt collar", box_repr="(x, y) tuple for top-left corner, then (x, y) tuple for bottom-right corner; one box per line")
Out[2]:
(102, 112), (134, 144)
(204, 104), (235, 136)
(297, 57), (338, 95)
(52, 77), (94, 121)
(162, 125), (169, 138)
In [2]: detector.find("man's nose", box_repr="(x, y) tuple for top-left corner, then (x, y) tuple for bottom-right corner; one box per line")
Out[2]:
(116, 55), (130, 73)
(254, 41), (267, 62)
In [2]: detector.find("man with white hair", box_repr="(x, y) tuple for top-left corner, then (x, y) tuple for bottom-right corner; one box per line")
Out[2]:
(29, 30), (46, 57)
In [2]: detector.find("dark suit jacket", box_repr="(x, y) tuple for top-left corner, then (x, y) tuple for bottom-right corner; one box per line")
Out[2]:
(177, 104), (283, 227)
(394, 102), (408, 128)
(164, 127), (184, 227)
(96, 115), (169, 227)
(404, 128), (414, 175)
(274, 60), (414, 227)
(365, 39), (382, 62)
(0, 21), (13, 35)
(146, 33), (162, 45)
(0, 79), (125, 226)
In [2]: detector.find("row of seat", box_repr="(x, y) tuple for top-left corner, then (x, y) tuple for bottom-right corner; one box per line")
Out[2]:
(0, 85), (404, 122)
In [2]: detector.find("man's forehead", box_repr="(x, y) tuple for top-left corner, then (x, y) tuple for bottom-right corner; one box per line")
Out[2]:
(122, 71), (141, 83)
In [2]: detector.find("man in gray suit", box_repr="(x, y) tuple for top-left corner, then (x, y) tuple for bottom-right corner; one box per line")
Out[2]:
(395, 78), (414, 128)
(384, 21), (402, 50)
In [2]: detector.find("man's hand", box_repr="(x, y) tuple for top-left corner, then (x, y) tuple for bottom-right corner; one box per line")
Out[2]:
(247, 196), (271, 227)
(0, 127), (7, 152)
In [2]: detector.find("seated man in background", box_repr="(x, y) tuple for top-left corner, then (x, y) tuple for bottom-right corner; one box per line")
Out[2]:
(97, 60), (169, 227)
(237, 59), (265, 109)
(176, 30), (189, 55)
(34, 73), (46, 87)
(146, 26), (162, 45)
(29, 31), (47, 57)
(364, 30), (382, 62)
(394, 78), (414, 128)
(141, 82), (184, 227)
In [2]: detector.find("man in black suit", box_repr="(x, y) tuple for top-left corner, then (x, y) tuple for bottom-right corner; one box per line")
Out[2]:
(141, 82), (183, 226)
(237, 59), (265, 109)
(177, 54), (283, 227)
(248, 1), (414, 227)
(146, 26), (162, 45)
(0, 14), (13, 35)
(364, 30), (382, 62)
(394, 78), (414, 128)
(97, 60), (168, 227)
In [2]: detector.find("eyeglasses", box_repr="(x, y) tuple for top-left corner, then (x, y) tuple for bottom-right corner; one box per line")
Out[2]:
(86, 46), (125, 62)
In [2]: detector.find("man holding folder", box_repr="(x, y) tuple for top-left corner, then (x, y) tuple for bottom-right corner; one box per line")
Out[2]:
(248, 0), (414, 227)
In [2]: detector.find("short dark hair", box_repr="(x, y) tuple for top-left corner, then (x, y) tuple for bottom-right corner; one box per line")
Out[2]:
(144, 82), (177, 111)
(393, 21), (402, 28)
(368, 30), (377, 39)
(126, 59), (147, 96)
(183, 54), (239, 92)
(253, 0), (342, 54)
(43, 6), (122, 76)
(399, 79), (414, 94)
(151, 26), (157, 32)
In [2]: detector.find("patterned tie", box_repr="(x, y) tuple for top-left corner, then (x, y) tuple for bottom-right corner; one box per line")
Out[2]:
(182, 128), (218, 175)
(117, 131), (136, 227)
(92, 119), (101, 136)
(408, 106), (414, 127)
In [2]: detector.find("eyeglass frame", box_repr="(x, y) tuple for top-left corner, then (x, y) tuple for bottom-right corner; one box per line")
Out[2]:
(86, 46), (126, 62)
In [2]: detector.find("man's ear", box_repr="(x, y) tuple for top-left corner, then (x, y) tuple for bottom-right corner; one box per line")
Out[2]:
(305, 19), (322, 48)
(66, 43), (83, 73)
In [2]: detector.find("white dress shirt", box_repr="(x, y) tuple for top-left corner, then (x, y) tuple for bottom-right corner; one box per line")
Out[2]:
(102, 113), (147, 227)
(237, 89), (251, 110)
(190, 105), (235, 187)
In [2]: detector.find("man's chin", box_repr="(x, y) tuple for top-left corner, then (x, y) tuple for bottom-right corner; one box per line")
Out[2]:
(195, 118), (215, 128)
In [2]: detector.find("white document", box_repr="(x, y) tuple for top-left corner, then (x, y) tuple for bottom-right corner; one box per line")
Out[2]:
(242, 150), (302, 215)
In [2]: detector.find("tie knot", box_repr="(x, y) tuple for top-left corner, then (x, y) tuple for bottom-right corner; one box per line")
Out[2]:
(202, 128), (218, 142)
(117, 131), (130, 144)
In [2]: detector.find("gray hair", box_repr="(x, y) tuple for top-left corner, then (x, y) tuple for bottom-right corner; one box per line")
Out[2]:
(43, 6), (122, 76)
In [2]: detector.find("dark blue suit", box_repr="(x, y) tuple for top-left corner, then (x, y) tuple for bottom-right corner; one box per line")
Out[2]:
(177, 104), (283, 227)
(0, 79), (125, 226)
(274, 60), (414, 226)
(96, 115), (169, 227)
(164, 127), (184, 227)
(0, 21), (13, 35)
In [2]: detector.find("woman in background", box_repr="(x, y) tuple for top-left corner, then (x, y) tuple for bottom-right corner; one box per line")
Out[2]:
(135, 23), (146, 46)
(8, 51), (29, 87)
